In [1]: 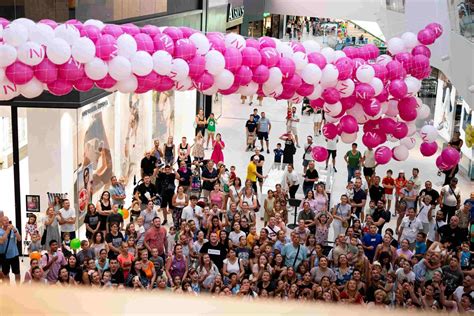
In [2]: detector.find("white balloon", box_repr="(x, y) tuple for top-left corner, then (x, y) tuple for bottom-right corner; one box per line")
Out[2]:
(324, 114), (339, 123)
(18, 78), (43, 98)
(336, 79), (355, 97)
(117, 34), (137, 58)
(267, 67), (283, 88)
(370, 78), (384, 96)
(262, 82), (283, 98)
(0, 79), (20, 100)
(205, 50), (225, 75)
(407, 121), (417, 136)
(417, 103), (430, 120)
(347, 103), (368, 124)
(405, 76), (421, 95)
(302, 40), (321, 53)
(375, 54), (393, 66)
(130, 51), (153, 76)
(400, 137), (417, 150)
(71, 37), (96, 64)
(84, 19), (105, 30)
(239, 81), (259, 96)
(380, 101), (389, 115)
(301, 63), (322, 85)
(334, 50), (347, 61)
(340, 132), (357, 144)
(0, 68), (4, 82)
(3, 23), (28, 47)
(387, 134), (399, 143)
(46, 38), (72, 65)
(85, 57), (108, 80)
(170, 58), (189, 81)
(54, 23), (80, 46)
(276, 42), (293, 58)
(401, 32), (419, 50)
(293, 51), (308, 72)
(323, 101), (342, 117)
(175, 77), (193, 91)
(17, 41), (45, 66)
(393, 145), (409, 161)
(11, 18), (36, 33)
(108, 56), (132, 81)
(30, 23), (54, 46)
(419, 124), (438, 142)
(215, 69), (234, 90)
(385, 99), (399, 117)
(0, 44), (18, 67)
(307, 84), (322, 100)
(321, 64), (339, 85)
(387, 37), (406, 55)
(117, 75), (138, 93)
(356, 64), (375, 83)
(225, 33), (246, 51)
(153, 50), (173, 76)
(202, 85), (219, 96)
(321, 47), (335, 64)
(189, 32), (210, 55)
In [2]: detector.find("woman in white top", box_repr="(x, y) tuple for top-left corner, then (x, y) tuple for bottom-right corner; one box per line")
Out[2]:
(284, 164), (299, 199)
(239, 186), (258, 213)
(172, 186), (188, 230)
(228, 177), (242, 208)
(417, 195), (433, 234)
(332, 194), (353, 237)
(223, 248), (244, 280)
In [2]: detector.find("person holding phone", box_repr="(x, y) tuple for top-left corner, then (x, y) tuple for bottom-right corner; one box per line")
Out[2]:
(0, 216), (22, 283)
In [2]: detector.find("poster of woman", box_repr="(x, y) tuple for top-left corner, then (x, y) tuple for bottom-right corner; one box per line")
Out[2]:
(77, 164), (93, 212)
(26, 195), (40, 212)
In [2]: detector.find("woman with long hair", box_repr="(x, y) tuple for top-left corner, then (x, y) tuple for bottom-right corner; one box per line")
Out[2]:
(42, 206), (61, 251)
(84, 203), (100, 241)
(163, 136), (175, 166)
(314, 184), (328, 215)
(228, 177), (242, 207)
(165, 244), (188, 287)
(339, 279), (364, 304)
(198, 253), (220, 290)
(334, 254), (353, 291)
(172, 186), (188, 230)
(209, 182), (224, 210)
(210, 133), (225, 164)
(315, 213), (333, 246)
(90, 231), (109, 258)
(57, 267), (74, 286)
(263, 190), (275, 226)
(96, 191), (112, 234)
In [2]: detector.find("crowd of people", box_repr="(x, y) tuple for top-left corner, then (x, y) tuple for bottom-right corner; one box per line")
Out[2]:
(0, 99), (473, 312)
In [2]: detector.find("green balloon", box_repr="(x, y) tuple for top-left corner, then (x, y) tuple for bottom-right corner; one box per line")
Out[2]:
(70, 238), (81, 250)
(118, 209), (124, 217)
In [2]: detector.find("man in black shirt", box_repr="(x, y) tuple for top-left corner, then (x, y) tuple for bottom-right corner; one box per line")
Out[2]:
(136, 175), (157, 209)
(419, 180), (440, 207)
(369, 176), (385, 204)
(372, 200), (391, 234)
(107, 258), (125, 286)
(157, 165), (177, 226)
(250, 148), (265, 195)
(201, 160), (218, 199)
(245, 114), (257, 151)
(303, 161), (319, 196)
(437, 216), (467, 251)
(140, 151), (157, 178)
(177, 160), (192, 191)
(107, 204), (124, 232)
(351, 179), (367, 220)
(199, 232), (227, 271)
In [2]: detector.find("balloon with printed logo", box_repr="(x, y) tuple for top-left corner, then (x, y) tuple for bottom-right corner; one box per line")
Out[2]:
(301, 63), (322, 85)
(169, 58), (189, 81)
(153, 33), (175, 55)
(95, 34), (117, 61)
(17, 42), (45, 66)
(355, 83), (375, 101)
(278, 57), (295, 79)
(141, 25), (161, 37)
(419, 124), (438, 143)
(374, 146), (392, 165)
(441, 147), (461, 166)
(420, 141), (438, 157)
(224, 47), (242, 72)
(400, 137), (417, 150)
(416, 103), (430, 120)
(322, 87), (340, 104)
(259, 36), (276, 49)
(174, 39), (196, 61)
(188, 55), (206, 80)
(163, 26), (183, 41)
(392, 122), (409, 139)
(340, 132), (357, 144)
(293, 51), (308, 72)
(174, 76), (192, 92)
(426, 22), (443, 38)
(323, 101), (342, 117)
(436, 156), (451, 171)
(392, 145), (409, 161)
(241, 47), (262, 68)
(335, 57), (354, 80)
(189, 32), (210, 55)
(214, 69), (234, 90)
(362, 99), (381, 117)
(336, 79), (355, 98)
(155, 75), (174, 92)
(362, 132), (381, 149)
(193, 72), (214, 91)
(260, 47), (279, 68)
(207, 34), (226, 54)
(389, 79), (408, 99)
(58, 58), (85, 82)
(234, 66), (253, 86)
(262, 82), (283, 98)
(307, 52), (327, 69)
(311, 146), (329, 162)
(322, 123), (338, 139)
(225, 33), (246, 50)
(296, 82), (314, 97)
(417, 28), (436, 45)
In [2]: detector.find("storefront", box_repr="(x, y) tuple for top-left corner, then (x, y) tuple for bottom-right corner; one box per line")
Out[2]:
(226, 1), (245, 33)
(263, 13), (284, 38)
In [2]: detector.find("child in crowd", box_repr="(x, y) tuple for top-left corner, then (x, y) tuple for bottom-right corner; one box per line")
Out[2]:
(62, 232), (73, 257)
(27, 231), (42, 254)
(415, 232), (427, 258)
(127, 236), (138, 257)
(229, 166), (237, 185)
(25, 214), (38, 242)
(246, 225), (258, 248)
(273, 143), (284, 169)
(345, 181), (354, 200)
(150, 248), (165, 277)
(102, 270), (113, 288)
(366, 200), (376, 217)
(167, 226), (177, 255)
(459, 242), (472, 270)
(382, 169), (395, 215)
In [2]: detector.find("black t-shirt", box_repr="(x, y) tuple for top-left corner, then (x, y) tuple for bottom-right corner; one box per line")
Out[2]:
(84, 213), (100, 230)
(199, 242), (228, 271)
(158, 172), (176, 193)
(201, 167), (218, 191)
(107, 213), (124, 227)
(419, 188), (440, 206)
(177, 167), (192, 186)
(246, 120), (257, 133)
(369, 185), (385, 203)
(352, 188), (367, 213)
(250, 154), (265, 174)
(304, 168), (319, 185)
(438, 225), (467, 250)
(136, 183), (157, 204)
(372, 208), (391, 234)
(66, 265), (83, 283)
(109, 268), (125, 285)
(106, 232), (124, 256)
(257, 280), (276, 293)
(141, 156), (158, 176)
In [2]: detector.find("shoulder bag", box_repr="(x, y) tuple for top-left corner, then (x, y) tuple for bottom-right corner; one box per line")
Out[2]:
(0, 230), (12, 261)
(292, 245), (301, 268)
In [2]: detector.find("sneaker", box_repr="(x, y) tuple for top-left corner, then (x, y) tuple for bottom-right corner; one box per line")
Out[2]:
(162, 219), (168, 225)
(392, 213), (397, 217)
(267, 149), (270, 154)
(325, 165), (328, 170)
(333, 167), (337, 173)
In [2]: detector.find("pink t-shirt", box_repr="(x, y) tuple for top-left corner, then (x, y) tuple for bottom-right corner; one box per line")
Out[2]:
(41, 251), (67, 283)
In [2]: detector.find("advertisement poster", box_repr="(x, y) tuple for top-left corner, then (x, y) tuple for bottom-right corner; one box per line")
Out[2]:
(460, 100), (473, 158)
(448, 0), (474, 39)
(77, 163), (93, 213)
(434, 74), (456, 141)
(152, 90), (175, 144)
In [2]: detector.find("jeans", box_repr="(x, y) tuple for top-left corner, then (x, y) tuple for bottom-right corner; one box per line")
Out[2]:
(347, 165), (359, 182)
(303, 182), (314, 197)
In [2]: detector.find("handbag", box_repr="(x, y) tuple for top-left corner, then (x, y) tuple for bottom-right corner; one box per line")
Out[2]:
(41, 227), (48, 245)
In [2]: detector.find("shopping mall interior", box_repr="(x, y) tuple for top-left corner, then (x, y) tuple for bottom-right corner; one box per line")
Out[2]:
(0, 0), (473, 313)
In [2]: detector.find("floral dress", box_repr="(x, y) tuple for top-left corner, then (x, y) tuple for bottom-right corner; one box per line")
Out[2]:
(315, 224), (329, 246)
(192, 137), (205, 160)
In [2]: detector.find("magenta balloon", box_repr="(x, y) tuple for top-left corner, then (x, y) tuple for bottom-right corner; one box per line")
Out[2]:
(155, 75), (174, 92)
(80, 25), (101, 43)
(163, 27), (183, 41)
(352, 58), (367, 70)
(260, 47), (279, 68)
(322, 123), (338, 139)
(193, 72), (214, 91)
(102, 24), (124, 38)
(252, 65), (270, 84)
(362, 99), (381, 117)
(389, 79), (408, 99)
(417, 28), (436, 45)
(354, 83), (375, 100)
(410, 54), (430, 78)
(39, 19), (57, 29)
(278, 89), (294, 100)
(153, 33), (175, 55)
(379, 117), (396, 134)
(259, 36), (276, 48)
(398, 96), (418, 121)
(95, 34), (117, 61)
(363, 131), (381, 148)
(376, 131), (387, 144)
(47, 80), (73, 96)
(95, 75), (117, 89)
(339, 115), (359, 134)
(386, 60), (406, 80)
(141, 25), (161, 37)
(224, 47), (243, 72)
(278, 57), (296, 79)
(5, 62), (34, 85)
(374, 146), (392, 165)
(343, 46), (358, 59)
(137, 72), (158, 91)
(234, 66), (253, 85)
(188, 55), (206, 80)
(335, 57), (354, 80)
(307, 52), (327, 69)
(436, 155), (451, 171)
(365, 43), (380, 59)
(420, 141), (438, 156)
(134, 33), (154, 53)
(322, 87), (341, 104)
(121, 23), (140, 36)
(34, 59), (58, 84)
(245, 38), (260, 49)
(290, 41), (305, 53)
(441, 147), (461, 165)
(208, 36), (226, 54)
(341, 96), (357, 110)
(311, 146), (329, 162)
(310, 98), (325, 109)
(241, 47), (262, 68)
(73, 77), (94, 92)
(394, 52), (414, 72)
(426, 22), (443, 38)
(372, 64), (388, 82)
(282, 74), (302, 93)
(411, 45), (431, 58)
(392, 122), (409, 139)
(58, 58), (85, 82)
(357, 46), (371, 61)
(180, 27), (197, 38)
(296, 82), (315, 97)
(363, 119), (379, 133)
(65, 19), (83, 31)
(174, 38), (196, 61)
(376, 88), (389, 102)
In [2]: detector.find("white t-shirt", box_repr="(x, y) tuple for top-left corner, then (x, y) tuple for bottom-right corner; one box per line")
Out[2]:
(400, 217), (423, 243)
(326, 137), (338, 151)
(59, 207), (76, 232)
(229, 231), (246, 246)
(181, 205), (203, 228)
(427, 219), (446, 242)
(363, 150), (376, 168)
(409, 176), (422, 194)
(223, 258), (240, 274)
(417, 202), (431, 224)
(265, 224), (281, 239)
(285, 171), (299, 186)
(304, 143), (314, 161)
(441, 185), (461, 207)
(395, 268), (416, 283)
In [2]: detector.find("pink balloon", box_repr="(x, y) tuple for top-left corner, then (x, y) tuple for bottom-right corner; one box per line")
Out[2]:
(260, 47), (279, 68)
(394, 52), (413, 72)
(95, 34), (117, 61)
(363, 119), (379, 133)
(389, 79), (408, 99)
(134, 33), (154, 53)
(420, 141), (438, 157)
(207, 35), (226, 54)
(441, 147), (461, 165)
(245, 38), (260, 49)
(379, 117), (397, 134)
(307, 52), (327, 69)
(341, 96), (356, 110)
(121, 23), (140, 36)
(252, 65), (270, 84)
(426, 23), (443, 38)
(352, 58), (367, 70)
(174, 39), (196, 61)
(343, 46), (358, 59)
(362, 99), (381, 117)
(322, 87), (341, 104)
(376, 88), (389, 102)
(354, 83), (375, 100)
(335, 57), (354, 80)
(296, 82), (315, 97)
(410, 54), (430, 79)
(219, 82), (240, 95)
(163, 27), (183, 41)
(386, 60), (406, 80)
(95, 75), (117, 89)
(58, 58), (85, 82)
(357, 46), (371, 61)
(365, 43), (380, 59)
(436, 156), (451, 171)
(34, 59), (58, 84)
(259, 37), (276, 48)
(224, 47), (243, 72)
(153, 33), (175, 55)
(322, 123), (338, 139)
(311, 146), (329, 162)
(47, 80), (73, 96)
(339, 115), (359, 134)
(39, 19), (57, 29)
(374, 146), (392, 165)
(282, 74), (302, 93)
(372, 64), (388, 82)
(363, 131), (381, 148)
(73, 77), (94, 92)
(155, 75), (174, 92)
(241, 47), (262, 68)
(290, 41), (305, 53)
(411, 45), (431, 58)
(188, 55), (206, 80)
(193, 72), (214, 91)
(278, 57), (296, 79)
(417, 28), (436, 45)
(102, 24), (124, 38)
(65, 19), (83, 31)
(392, 122), (408, 139)
(234, 66), (253, 86)
(141, 25), (161, 37)
(310, 98), (324, 109)
(398, 96), (418, 121)
(180, 27), (197, 38)
(5, 62), (34, 85)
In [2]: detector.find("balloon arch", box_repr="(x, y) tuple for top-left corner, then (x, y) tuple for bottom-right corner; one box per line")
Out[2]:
(0, 18), (460, 168)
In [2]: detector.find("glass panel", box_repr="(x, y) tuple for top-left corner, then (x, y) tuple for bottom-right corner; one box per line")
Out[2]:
(0, 107), (15, 225)
(448, 0), (474, 42)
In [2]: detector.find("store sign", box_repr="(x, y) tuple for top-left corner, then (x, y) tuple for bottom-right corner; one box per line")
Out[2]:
(227, 4), (244, 22)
